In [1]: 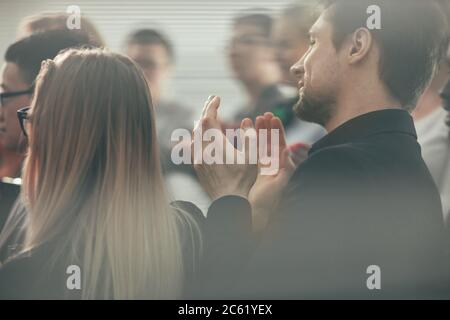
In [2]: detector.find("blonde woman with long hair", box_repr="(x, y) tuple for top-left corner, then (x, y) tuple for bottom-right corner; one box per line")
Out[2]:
(0, 48), (202, 299)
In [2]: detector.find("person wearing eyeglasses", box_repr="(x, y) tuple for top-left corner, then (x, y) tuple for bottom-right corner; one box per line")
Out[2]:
(0, 30), (99, 238)
(0, 74), (33, 179)
(226, 9), (325, 148)
(0, 30), (95, 179)
(226, 10), (288, 125)
(0, 78), (31, 230)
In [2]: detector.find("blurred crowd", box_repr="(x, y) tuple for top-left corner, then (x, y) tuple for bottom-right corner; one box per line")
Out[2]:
(0, 0), (450, 299)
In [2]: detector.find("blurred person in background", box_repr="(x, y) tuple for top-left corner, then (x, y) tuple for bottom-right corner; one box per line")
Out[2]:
(17, 11), (105, 47)
(274, 1), (320, 86)
(439, 46), (450, 234)
(0, 143), (20, 236)
(413, 56), (450, 223)
(125, 29), (193, 171)
(0, 11), (105, 220)
(413, 0), (450, 226)
(227, 10), (289, 123)
(0, 30), (96, 230)
(0, 48), (203, 299)
(13, 10), (105, 159)
(272, 1), (326, 144)
(227, 8), (324, 145)
(125, 29), (209, 212)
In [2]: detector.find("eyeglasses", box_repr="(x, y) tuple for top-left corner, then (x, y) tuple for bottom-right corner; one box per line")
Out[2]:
(17, 106), (31, 138)
(0, 87), (34, 108)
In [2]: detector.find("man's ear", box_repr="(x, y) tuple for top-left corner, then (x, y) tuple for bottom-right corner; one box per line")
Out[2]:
(347, 27), (373, 64)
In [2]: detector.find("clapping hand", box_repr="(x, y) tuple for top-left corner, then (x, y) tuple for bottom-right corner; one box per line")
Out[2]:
(248, 112), (309, 232)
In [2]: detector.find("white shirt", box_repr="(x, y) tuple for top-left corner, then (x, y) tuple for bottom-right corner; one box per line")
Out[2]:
(415, 107), (450, 223)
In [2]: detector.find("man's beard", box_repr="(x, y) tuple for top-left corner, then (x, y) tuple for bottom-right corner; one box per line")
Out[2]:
(293, 91), (335, 127)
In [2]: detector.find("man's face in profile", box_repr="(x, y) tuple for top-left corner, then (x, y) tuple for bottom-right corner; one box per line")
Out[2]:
(291, 9), (342, 127)
(272, 18), (310, 86)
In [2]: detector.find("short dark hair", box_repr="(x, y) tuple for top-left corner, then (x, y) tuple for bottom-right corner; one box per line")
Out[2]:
(232, 9), (273, 38)
(126, 29), (174, 61)
(321, 0), (448, 109)
(19, 11), (105, 47)
(5, 29), (92, 85)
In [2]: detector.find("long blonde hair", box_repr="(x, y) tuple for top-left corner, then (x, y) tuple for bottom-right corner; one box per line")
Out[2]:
(14, 48), (194, 299)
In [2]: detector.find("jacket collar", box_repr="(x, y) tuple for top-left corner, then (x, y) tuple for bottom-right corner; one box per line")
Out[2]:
(309, 108), (417, 155)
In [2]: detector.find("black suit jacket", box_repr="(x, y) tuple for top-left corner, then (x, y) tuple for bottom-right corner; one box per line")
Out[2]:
(0, 182), (20, 231)
(199, 109), (450, 299)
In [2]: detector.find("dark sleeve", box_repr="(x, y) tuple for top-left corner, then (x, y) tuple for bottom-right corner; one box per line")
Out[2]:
(196, 147), (379, 299)
(0, 254), (43, 299)
(230, 147), (373, 298)
(0, 199), (27, 263)
(0, 182), (20, 231)
(0, 247), (72, 299)
(192, 195), (254, 299)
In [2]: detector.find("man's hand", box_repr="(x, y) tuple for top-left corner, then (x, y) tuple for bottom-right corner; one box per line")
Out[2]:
(193, 95), (258, 201)
(248, 113), (309, 232)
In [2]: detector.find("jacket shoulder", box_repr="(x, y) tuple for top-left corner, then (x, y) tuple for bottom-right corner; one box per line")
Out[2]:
(0, 245), (71, 299)
(295, 144), (371, 179)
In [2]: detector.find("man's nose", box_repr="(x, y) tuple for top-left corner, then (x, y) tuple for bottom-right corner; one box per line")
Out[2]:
(290, 60), (305, 79)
